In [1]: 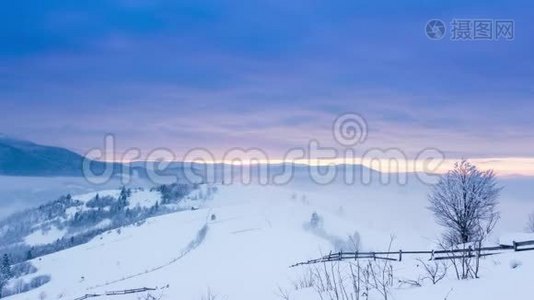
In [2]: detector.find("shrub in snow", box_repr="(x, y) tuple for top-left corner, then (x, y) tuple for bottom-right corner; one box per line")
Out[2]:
(417, 259), (447, 284)
(156, 183), (198, 204)
(332, 231), (362, 252)
(29, 275), (51, 289)
(200, 288), (218, 300)
(309, 212), (322, 229)
(527, 212), (534, 233)
(86, 195), (115, 208)
(292, 268), (315, 290)
(306, 259), (394, 300)
(510, 259), (522, 269)
(10, 261), (37, 278)
(138, 292), (163, 300)
(1, 274), (51, 298)
(348, 231), (361, 252)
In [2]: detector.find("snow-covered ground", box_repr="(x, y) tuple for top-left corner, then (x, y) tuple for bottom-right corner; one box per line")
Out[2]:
(24, 226), (67, 247)
(4, 177), (534, 300)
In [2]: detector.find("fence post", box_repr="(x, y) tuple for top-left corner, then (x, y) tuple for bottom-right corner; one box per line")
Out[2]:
(399, 250), (402, 262)
(513, 241), (518, 251)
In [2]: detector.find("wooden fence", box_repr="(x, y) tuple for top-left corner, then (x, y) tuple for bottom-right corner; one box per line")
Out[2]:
(73, 287), (157, 300)
(290, 240), (534, 268)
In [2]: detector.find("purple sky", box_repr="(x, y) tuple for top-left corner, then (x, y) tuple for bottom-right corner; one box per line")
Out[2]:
(1, 0), (533, 171)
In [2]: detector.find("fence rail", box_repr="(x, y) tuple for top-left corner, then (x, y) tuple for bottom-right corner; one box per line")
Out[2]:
(290, 240), (534, 268)
(73, 287), (157, 300)
(514, 240), (534, 251)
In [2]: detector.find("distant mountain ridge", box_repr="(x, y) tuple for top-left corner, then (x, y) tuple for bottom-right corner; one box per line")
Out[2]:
(0, 136), (115, 176)
(0, 136), (380, 181)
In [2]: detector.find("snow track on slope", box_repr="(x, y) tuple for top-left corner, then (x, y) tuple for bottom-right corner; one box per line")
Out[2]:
(87, 222), (209, 290)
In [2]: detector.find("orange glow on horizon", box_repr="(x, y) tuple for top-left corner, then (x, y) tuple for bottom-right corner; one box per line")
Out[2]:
(95, 156), (534, 177)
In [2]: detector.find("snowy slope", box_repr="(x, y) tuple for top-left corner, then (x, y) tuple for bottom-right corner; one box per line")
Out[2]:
(5, 178), (534, 300)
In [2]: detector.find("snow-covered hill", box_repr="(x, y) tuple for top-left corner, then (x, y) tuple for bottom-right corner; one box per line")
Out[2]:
(2, 177), (534, 300)
(0, 183), (213, 269)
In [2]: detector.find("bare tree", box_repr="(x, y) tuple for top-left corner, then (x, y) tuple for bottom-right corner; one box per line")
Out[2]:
(428, 160), (501, 279)
(417, 259), (447, 284)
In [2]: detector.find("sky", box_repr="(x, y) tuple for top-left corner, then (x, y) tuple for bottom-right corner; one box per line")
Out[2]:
(1, 0), (533, 174)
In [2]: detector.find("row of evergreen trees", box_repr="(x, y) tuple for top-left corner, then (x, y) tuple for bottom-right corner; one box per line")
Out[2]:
(0, 254), (12, 296)
(0, 184), (202, 266)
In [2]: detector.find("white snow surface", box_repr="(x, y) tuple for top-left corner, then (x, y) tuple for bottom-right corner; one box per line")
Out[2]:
(6, 179), (534, 300)
(24, 226), (67, 247)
